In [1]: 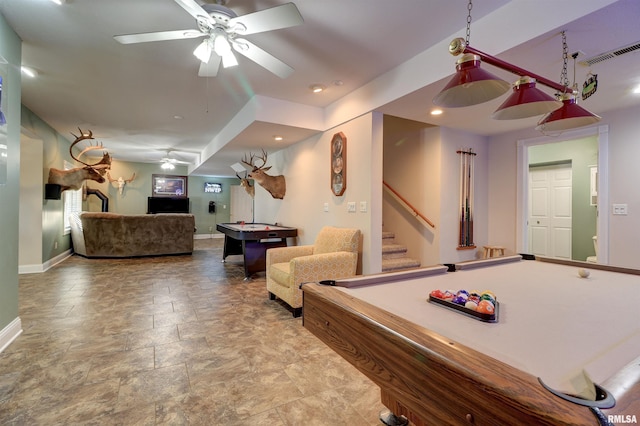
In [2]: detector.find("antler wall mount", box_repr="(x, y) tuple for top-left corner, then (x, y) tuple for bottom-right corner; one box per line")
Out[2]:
(46, 128), (112, 198)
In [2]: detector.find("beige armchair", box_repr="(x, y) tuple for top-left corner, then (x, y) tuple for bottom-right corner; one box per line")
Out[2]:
(266, 226), (361, 317)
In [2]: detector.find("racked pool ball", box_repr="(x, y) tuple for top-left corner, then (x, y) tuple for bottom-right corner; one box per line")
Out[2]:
(465, 300), (478, 311)
(443, 290), (456, 301)
(452, 295), (467, 305)
(481, 290), (496, 300)
(480, 293), (496, 304)
(477, 300), (495, 315)
(430, 289), (444, 299)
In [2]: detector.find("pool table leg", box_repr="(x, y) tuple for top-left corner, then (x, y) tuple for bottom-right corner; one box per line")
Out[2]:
(379, 409), (409, 426)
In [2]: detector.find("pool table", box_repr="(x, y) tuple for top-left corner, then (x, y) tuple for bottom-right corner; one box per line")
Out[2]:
(216, 222), (297, 278)
(302, 255), (640, 425)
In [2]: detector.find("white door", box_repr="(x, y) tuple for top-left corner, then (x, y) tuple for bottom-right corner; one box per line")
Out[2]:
(528, 164), (572, 259)
(230, 185), (254, 223)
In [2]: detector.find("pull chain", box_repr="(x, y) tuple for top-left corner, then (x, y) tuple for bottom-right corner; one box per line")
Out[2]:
(465, 0), (473, 45)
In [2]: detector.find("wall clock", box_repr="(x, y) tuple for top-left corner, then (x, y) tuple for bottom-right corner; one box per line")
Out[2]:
(331, 132), (347, 196)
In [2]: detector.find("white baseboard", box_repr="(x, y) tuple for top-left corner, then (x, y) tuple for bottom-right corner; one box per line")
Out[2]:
(18, 263), (44, 274)
(194, 234), (224, 240)
(0, 317), (23, 353)
(18, 249), (72, 275)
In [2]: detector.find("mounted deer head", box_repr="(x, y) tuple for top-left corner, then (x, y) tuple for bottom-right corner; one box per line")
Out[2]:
(236, 170), (255, 198)
(241, 149), (286, 199)
(47, 128), (112, 192)
(108, 171), (136, 195)
(48, 128), (111, 191)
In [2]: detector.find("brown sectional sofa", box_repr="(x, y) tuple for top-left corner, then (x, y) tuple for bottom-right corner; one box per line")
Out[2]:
(70, 212), (195, 258)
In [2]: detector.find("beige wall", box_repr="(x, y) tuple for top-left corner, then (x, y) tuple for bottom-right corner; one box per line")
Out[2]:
(439, 127), (489, 264)
(19, 134), (43, 271)
(254, 112), (383, 274)
(383, 116), (440, 267)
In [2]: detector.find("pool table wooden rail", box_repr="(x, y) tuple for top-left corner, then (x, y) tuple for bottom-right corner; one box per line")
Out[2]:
(302, 282), (637, 425)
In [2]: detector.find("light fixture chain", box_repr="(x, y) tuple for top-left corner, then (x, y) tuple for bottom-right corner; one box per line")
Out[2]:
(465, 0), (473, 45)
(560, 31), (569, 89)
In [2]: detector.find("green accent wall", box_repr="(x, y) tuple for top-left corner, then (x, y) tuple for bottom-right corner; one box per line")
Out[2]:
(0, 12), (22, 338)
(83, 162), (239, 235)
(528, 136), (598, 261)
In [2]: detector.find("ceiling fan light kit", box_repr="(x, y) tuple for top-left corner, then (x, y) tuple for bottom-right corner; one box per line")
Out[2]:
(114, 0), (303, 78)
(433, 0), (600, 134)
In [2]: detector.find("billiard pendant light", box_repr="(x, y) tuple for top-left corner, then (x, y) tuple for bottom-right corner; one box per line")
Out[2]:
(492, 76), (563, 120)
(434, 2), (601, 134)
(433, 54), (510, 108)
(535, 93), (601, 133)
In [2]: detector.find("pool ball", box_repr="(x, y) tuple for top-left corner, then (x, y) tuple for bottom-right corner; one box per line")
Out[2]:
(578, 268), (590, 278)
(477, 300), (495, 314)
(430, 289), (444, 299)
(452, 295), (467, 305)
(443, 290), (456, 301)
(480, 294), (496, 304)
(481, 290), (496, 300)
(465, 300), (478, 311)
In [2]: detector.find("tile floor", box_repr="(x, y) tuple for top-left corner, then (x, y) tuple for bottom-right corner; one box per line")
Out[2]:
(0, 238), (386, 425)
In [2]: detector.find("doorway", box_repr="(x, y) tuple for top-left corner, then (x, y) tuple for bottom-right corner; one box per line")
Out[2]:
(516, 125), (609, 263)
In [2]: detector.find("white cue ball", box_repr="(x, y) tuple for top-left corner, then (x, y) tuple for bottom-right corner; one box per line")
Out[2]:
(578, 268), (590, 278)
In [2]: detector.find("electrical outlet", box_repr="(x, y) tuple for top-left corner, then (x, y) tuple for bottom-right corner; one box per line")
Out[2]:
(323, 203), (329, 212)
(360, 201), (367, 212)
(208, 226), (213, 232)
(54, 241), (58, 249)
(613, 204), (628, 215)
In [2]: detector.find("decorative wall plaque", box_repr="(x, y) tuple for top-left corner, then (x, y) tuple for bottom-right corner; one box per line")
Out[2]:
(331, 132), (346, 196)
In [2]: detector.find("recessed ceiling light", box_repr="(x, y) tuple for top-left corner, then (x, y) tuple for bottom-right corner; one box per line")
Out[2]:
(274, 135), (283, 141)
(633, 84), (640, 94)
(310, 84), (325, 93)
(173, 115), (184, 120)
(49, 0), (66, 4)
(430, 108), (443, 116)
(21, 66), (38, 78)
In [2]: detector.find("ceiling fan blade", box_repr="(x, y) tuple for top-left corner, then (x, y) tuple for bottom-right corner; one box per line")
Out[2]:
(229, 3), (303, 36)
(174, 0), (212, 21)
(198, 54), (222, 77)
(233, 38), (294, 78)
(114, 29), (203, 44)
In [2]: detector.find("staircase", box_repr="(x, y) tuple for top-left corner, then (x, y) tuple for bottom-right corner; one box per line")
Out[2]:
(382, 231), (421, 272)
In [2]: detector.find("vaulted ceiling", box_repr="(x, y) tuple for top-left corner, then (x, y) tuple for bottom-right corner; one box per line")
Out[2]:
(2, 0), (639, 176)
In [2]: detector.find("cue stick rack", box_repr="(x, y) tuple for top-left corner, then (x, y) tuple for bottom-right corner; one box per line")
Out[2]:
(457, 148), (476, 250)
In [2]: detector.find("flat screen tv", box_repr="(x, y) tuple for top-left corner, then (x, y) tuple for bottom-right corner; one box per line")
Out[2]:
(147, 197), (190, 214)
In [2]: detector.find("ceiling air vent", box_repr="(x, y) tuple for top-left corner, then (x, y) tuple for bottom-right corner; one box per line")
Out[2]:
(579, 40), (640, 66)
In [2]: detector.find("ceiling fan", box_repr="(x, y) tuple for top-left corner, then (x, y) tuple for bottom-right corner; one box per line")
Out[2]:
(159, 149), (195, 170)
(113, 0), (304, 78)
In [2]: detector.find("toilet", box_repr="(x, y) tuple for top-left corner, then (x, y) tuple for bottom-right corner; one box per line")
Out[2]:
(586, 236), (597, 263)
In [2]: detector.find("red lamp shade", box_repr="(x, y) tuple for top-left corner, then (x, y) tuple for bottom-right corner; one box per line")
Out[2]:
(535, 94), (601, 133)
(433, 54), (510, 108)
(492, 76), (562, 120)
